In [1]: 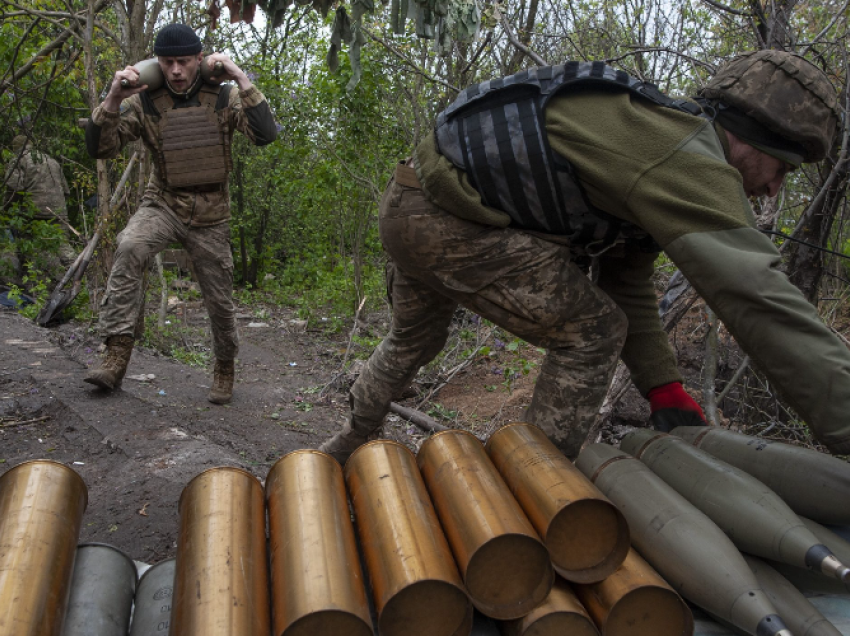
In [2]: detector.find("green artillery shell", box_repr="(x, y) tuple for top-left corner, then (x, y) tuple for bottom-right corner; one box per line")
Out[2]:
(575, 444), (791, 636)
(768, 517), (850, 594)
(62, 544), (137, 636)
(621, 429), (850, 584)
(671, 426), (850, 526)
(129, 559), (176, 636)
(742, 555), (842, 636)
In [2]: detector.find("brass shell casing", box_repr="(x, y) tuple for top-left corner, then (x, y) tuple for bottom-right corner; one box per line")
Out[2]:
(266, 450), (372, 636)
(0, 460), (87, 636)
(345, 440), (472, 636)
(573, 549), (693, 636)
(170, 467), (270, 636)
(486, 423), (629, 583)
(500, 577), (600, 636)
(418, 430), (553, 619)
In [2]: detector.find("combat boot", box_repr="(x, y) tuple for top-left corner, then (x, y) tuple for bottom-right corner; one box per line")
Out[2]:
(208, 359), (235, 405)
(84, 335), (134, 390)
(318, 416), (379, 464)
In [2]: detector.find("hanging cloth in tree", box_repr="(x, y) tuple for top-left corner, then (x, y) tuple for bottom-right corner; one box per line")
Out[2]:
(312, 0), (333, 18)
(435, 0), (479, 54)
(225, 0), (257, 23)
(327, 7), (352, 73)
(207, 0), (222, 29)
(257, 0), (292, 27)
(351, 0), (374, 22)
(345, 25), (367, 92)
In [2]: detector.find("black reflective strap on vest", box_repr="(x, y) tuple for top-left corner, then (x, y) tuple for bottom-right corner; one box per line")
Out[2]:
(435, 61), (709, 254)
(520, 99), (562, 232)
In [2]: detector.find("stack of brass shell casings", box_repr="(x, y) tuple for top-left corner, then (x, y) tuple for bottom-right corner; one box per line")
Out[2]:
(573, 549), (692, 636)
(130, 559), (176, 636)
(266, 451), (372, 636)
(418, 430), (553, 620)
(485, 423), (629, 583)
(170, 467), (270, 636)
(0, 460), (88, 636)
(671, 426), (850, 526)
(345, 440), (472, 636)
(500, 577), (599, 636)
(621, 429), (850, 583)
(576, 444), (791, 636)
(62, 543), (137, 636)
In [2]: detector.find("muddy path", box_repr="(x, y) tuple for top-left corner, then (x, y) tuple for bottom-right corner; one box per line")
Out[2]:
(0, 304), (543, 563)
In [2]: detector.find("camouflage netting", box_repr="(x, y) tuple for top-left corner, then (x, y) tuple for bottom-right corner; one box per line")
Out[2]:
(218, 0), (481, 91)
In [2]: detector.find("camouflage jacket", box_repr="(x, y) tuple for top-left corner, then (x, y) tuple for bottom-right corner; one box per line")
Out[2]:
(86, 82), (276, 227)
(3, 149), (69, 221)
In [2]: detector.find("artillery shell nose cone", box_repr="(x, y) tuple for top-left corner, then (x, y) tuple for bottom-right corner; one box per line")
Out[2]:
(817, 554), (850, 582)
(756, 614), (791, 636)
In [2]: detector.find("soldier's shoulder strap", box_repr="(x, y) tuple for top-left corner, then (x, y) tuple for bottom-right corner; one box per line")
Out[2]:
(148, 87), (170, 116)
(442, 61), (708, 122)
(198, 82), (235, 111)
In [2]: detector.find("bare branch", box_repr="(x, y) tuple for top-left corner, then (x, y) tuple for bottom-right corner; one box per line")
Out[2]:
(787, 65), (850, 246)
(703, 307), (720, 425)
(389, 402), (449, 433)
(362, 26), (459, 93)
(460, 31), (492, 76)
(606, 47), (717, 73)
(717, 355), (750, 404)
(316, 130), (383, 203)
(701, 0), (752, 16)
(800, 0), (850, 56)
(4, 2), (83, 40)
(498, 6), (548, 66)
(0, 0), (110, 98)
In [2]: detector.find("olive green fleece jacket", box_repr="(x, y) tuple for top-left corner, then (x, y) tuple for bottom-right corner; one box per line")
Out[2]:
(415, 89), (850, 455)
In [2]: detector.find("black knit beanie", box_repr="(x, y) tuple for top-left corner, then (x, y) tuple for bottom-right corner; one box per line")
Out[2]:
(154, 24), (202, 57)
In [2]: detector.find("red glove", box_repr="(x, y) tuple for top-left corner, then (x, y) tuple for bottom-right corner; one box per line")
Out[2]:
(647, 382), (706, 421)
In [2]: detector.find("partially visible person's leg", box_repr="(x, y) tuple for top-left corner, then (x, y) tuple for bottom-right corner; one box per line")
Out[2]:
(99, 205), (181, 338)
(320, 261), (457, 461)
(184, 222), (238, 404)
(86, 204), (181, 390)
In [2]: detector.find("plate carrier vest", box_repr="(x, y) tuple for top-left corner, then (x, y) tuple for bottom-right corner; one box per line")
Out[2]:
(150, 83), (233, 189)
(435, 61), (708, 254)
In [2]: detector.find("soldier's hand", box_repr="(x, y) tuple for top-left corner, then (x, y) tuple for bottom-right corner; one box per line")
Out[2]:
(646, 382), (707, 433)
(103, 66), (147, 111)
(204, 53), (251, 90)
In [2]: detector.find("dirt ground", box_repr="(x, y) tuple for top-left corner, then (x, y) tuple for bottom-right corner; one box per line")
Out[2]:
(0, 280), (830, 566)
(0, 301), (548, 564)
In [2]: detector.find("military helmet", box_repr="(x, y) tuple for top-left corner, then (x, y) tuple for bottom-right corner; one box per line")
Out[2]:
(700, 50), (840, 163)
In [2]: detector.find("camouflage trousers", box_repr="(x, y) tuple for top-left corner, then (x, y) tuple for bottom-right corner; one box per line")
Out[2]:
(99, 200), (238, 360)
(350, 175), (627, 458)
